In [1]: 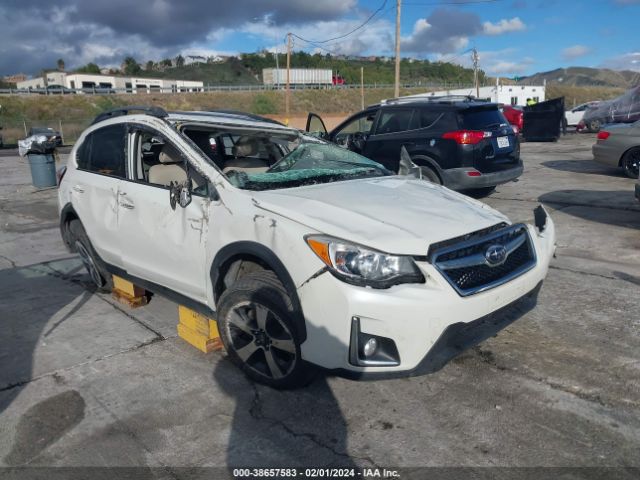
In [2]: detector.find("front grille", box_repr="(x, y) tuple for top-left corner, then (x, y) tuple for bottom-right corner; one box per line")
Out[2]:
(431, 224), (536, 296)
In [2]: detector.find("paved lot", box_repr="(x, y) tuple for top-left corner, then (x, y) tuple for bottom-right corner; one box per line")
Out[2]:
(0, 134), (639, 476)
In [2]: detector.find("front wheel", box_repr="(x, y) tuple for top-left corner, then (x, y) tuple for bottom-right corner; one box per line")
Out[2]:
(216, 270), (314, 389)
(621, 148), (640, 179)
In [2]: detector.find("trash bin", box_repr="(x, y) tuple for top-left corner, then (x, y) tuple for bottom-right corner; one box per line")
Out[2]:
(27, 153), (57, 188)
(18, 134), (58, 189)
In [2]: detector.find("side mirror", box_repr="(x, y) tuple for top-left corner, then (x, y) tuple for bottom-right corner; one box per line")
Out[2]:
(169, 180), (192, 210)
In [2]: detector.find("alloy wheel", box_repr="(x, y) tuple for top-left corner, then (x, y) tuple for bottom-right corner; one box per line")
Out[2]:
(623, 150), (640, 178)
(75, 240), (104, 287)
(225, 301), (297, 380)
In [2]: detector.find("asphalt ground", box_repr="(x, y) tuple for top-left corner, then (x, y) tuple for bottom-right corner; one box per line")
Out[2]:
(0, 134), (639, 479)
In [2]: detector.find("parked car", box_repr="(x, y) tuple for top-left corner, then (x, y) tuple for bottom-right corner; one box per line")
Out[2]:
(592, 121), (640, 178)
(501, 105), (523, 133)
(28, 126), (63, 146)
(581, 87), (640, 132)
(306, 96), (522, 195)
(58, 106), (555, 388)
(41, 85), (76, 95)
(565, 101), (599, 127)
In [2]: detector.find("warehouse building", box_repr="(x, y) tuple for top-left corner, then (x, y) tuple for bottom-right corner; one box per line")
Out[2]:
(17, 72), (203, 93)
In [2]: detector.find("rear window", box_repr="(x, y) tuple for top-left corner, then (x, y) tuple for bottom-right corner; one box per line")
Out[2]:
(460, 108), (509, 130)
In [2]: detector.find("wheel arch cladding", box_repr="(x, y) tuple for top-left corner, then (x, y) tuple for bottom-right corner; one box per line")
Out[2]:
(59, 203), (79, 250)
(211, 241), (307, 342)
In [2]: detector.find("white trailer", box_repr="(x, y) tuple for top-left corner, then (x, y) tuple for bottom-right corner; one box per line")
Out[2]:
(263, 68), (333, 86)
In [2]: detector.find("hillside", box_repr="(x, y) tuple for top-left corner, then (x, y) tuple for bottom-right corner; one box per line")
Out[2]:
(100, 52), (483, 87)
(519, 67), (640, 88)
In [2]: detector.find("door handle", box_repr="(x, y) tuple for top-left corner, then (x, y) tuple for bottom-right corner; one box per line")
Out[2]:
(73, 185), (85, 193)
(119, 202), (135, 210)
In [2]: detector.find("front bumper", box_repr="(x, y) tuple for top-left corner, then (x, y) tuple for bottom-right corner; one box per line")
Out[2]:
(443, 163), (523, 190)
(296, 215), (555, 376)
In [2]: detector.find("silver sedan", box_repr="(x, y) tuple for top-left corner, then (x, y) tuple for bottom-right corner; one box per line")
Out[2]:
(592, 121), (640, 179)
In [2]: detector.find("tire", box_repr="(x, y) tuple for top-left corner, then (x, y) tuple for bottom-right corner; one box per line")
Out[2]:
(621, 148), (640, 179)
(419, 165), (442, 185)
(589, 119), (601, 132)
(216, 270), (314, 389)
(68, 220), (113, 292)
(466, 186), (496, 198)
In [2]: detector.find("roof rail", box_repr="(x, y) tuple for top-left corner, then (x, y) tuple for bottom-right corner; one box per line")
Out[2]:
(381, 94), (484, 105)
(199, 109), (285, 126)
(91, 105), (168, 125)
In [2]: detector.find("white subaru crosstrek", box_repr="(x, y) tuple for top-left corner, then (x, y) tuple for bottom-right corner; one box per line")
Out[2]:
(58, 106), (556, 388)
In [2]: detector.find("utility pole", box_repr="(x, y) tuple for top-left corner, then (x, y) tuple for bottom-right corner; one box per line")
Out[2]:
(286, 32), (292, 125)
(472, 47), (480, 98)
(394, 0), (401, 98)
(360, 67), (364, 109)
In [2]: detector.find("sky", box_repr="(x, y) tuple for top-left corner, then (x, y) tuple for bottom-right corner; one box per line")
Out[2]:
(0, 0), (639, 78)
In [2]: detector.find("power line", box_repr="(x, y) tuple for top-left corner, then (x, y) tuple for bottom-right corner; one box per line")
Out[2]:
(403, 0), (502, 5)
(291, 0), (388, 44)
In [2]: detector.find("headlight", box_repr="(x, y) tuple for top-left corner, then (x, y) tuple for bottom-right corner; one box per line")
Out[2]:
(305, 235), (425, 288)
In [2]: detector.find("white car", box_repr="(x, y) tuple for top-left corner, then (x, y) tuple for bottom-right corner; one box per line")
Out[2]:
(565, 101), (600, 127)
(58, 106), (556, 388)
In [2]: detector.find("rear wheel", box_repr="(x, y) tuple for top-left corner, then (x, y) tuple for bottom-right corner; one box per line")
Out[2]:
(69, 220), (113, 292)
(589, 119), (601, 132)
(621, 148), (640, 179)
(216, 270), (314, 389)
(419, 166), (442, 185)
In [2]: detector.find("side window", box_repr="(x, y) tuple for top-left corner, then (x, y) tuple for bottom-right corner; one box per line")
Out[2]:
(419, 110), (442, 129)
(77, 124), (127, 178)
(133, 129), (209, 197)
(376, 109), (415, 135)
(333, 113), (376, 143)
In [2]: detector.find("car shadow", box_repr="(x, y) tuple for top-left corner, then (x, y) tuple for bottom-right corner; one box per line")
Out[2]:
(539, 190), (640, 229)
(212, 283), (360, 471)
(0, 258), (93, 416)
(541, 159), (626, 177)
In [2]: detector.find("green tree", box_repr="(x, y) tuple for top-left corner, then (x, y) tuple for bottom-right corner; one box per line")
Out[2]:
(57, 58), (65, 71)
(76, 62), (101, 74)
(145, 60), (155, 71)
(122, 56), (141, 75)
(175, 54), (185, 68)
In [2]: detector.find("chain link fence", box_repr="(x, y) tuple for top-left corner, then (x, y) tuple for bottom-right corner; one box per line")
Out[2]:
(0, 117), (93, 146)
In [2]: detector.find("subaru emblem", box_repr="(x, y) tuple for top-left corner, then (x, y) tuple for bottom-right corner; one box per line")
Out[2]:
(485, 244), (507, 266)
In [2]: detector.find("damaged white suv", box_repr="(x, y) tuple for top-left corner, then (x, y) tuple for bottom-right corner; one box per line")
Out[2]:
(58, 106), (556, 388)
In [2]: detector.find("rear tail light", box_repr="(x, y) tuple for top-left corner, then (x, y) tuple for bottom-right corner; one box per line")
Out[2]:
(466, 170), (482, 177)
(442, 130), (486, 145)
(511, 125), (519, 135)
(56, 166), (67, 186)
(597, 131), (610, 140)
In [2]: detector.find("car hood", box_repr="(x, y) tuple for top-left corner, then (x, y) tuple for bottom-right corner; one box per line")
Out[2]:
(251, 177), (509, 255)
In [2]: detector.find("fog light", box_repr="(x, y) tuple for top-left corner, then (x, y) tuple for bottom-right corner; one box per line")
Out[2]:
(363, 338), (378, 357)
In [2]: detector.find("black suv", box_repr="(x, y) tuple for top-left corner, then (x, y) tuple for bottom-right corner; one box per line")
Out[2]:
(306, 96), (522, 192)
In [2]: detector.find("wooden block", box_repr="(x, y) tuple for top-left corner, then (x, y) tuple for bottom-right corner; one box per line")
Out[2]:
(111, 289), (148, 308)
(177, 306), (223, 353)
(177, 324), (222, 353)
(178, 305), (210, 336)
(112, 275), (145, 298)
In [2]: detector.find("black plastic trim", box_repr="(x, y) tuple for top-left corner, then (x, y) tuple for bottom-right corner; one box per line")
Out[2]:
(105, 264), (216, 319)
(327, 281), (543, 380)
(210, 241), (307, 342)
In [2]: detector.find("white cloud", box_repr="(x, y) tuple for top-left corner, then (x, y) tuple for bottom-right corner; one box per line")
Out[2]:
(600, 52), (640, 72)
(441, 48), (534, 76)
(561, 44), (592, 60)
(483, 17), (526, 35)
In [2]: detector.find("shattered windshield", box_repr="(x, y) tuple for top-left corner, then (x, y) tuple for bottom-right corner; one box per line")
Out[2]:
(226, 141), (390, 191)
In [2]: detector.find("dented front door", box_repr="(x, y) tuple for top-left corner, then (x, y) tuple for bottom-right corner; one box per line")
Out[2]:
(117, 181), (210, 301)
